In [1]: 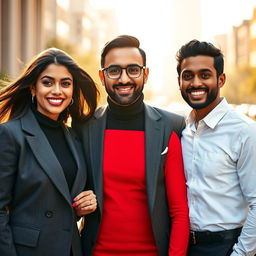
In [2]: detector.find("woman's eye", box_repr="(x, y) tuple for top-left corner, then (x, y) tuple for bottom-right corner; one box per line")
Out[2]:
(41, 80), (52, 86)
(62, 81), (71, 87)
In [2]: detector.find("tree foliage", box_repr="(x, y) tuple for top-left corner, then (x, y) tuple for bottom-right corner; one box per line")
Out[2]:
(46, 38), (75, 55)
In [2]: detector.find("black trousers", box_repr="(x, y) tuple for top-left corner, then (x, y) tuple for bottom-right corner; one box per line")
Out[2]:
(187, 228), (241, 256)
(187, 238), (237, 256)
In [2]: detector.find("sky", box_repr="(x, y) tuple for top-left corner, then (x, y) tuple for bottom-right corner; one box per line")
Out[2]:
(89, 0), (256, 105)
(90, 0), (255, 40)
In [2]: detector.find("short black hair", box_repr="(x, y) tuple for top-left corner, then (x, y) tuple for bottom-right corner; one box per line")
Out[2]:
(101, 35), (146, 67)
(176, 39), (224, 76)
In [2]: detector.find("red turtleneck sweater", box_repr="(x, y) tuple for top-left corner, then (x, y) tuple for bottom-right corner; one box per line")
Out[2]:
(93, 129), (189, 256)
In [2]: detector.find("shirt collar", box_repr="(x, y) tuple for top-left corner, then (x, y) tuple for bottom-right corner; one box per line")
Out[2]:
(186, 98), (230, 129)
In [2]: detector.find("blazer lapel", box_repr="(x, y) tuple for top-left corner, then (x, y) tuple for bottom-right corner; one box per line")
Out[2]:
(144, 104), (164, 214)
(21, 110), (71, 205)
(89, 106), (107, 211)
(62, 126), (86, 200)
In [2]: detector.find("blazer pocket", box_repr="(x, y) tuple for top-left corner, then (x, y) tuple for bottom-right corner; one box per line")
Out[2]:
(12, 225), (40, 247)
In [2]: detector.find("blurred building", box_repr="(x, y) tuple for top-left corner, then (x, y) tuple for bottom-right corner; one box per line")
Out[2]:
(234, 19), (250, 66)
(215, 7), (256, 70)
(249, 8), (256, 66)
(0, 0), (45, 79)
(0, 0), (118, 79)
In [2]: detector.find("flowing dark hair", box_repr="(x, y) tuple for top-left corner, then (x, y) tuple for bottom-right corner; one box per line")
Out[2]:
(0, 48), (98, 123)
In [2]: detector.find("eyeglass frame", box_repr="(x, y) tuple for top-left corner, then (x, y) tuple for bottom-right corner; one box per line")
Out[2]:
(101, 64), (146, 79)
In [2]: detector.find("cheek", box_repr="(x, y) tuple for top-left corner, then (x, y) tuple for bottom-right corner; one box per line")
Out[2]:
(64, 83), (74, 95)
(134, 77), (144, 86)
(179, 81), (187, 90)
(66, 88), (73, 99)
(104, 79), (115, 89)
(35, 86), (47, 99)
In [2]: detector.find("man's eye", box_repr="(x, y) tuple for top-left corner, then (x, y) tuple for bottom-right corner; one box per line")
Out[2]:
(128, 67), (140, 74)
(201, 73), (210, 79)
(108, 68), (120, 74)
(182, 73), (192, 80)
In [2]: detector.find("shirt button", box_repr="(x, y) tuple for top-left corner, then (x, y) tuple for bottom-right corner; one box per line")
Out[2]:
(45, 211), (53, 218)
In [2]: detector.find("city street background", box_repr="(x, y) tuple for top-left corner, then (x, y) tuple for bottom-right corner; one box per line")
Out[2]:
(1, 0), (256, 119)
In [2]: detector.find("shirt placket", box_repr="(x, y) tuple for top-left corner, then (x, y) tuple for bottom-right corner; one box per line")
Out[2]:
(190, 122), (203, 230)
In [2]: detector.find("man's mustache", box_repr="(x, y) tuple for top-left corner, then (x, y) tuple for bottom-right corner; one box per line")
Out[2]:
(186, 87), (209, 93)
(113, 83), (136, 89)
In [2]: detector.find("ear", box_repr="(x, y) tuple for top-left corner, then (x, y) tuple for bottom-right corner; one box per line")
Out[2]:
(99, 70), (105, 86)
(143, 67), (149, 84)
(177, 76), (181, 90)
(30, 85), (35, 96)
(218, 73), (226, 88)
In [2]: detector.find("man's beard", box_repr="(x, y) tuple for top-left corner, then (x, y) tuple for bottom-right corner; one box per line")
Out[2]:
(181, 84), (219, 110)
(106, 82), (144, 106)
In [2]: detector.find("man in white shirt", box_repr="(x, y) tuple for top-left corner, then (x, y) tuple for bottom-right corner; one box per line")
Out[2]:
(176, 39), (256, 256)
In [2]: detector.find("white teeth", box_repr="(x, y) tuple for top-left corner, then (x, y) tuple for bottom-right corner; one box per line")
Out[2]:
(48, 99), (62, 103)
(118, 88), (131, 91)
(191, 91), (205, 96)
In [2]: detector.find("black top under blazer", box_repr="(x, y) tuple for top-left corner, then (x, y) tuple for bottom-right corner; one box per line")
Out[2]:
(0, 109), (86, 256)
(75, 103), (185, 256)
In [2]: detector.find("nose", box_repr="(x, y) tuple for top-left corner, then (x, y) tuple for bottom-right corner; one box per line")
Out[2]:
(191, 75), (202, 87)
(119, 69), (130, 83)
(52, 83), (61, 95)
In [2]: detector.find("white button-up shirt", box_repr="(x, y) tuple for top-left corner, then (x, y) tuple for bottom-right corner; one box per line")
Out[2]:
(182, 98), (256, 256)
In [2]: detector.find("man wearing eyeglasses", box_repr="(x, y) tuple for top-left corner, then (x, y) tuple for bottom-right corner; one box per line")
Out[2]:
(74, 35), (189, 256)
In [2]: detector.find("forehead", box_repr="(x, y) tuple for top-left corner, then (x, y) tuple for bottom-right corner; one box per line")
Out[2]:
(39, 64), (72, 78)
(104, 47), (143, 67)
(180, 55), (215, 73)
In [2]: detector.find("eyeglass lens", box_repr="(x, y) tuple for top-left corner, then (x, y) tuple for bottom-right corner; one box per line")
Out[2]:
(107, 65), (142, 79)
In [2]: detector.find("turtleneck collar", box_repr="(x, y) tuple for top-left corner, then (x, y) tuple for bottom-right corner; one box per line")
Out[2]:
(31, 105), (62, 128)
(107, 94), (144, 120)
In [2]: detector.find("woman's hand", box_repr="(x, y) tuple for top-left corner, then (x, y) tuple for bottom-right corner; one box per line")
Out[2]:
(72, 190), (97, 216)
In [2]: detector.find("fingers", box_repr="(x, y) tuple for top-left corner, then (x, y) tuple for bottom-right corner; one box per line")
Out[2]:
(73, 190), (95, 202)
(75, 200), (97, 216)
(72, 190), (97, 210)
(74, 197), (97, 209)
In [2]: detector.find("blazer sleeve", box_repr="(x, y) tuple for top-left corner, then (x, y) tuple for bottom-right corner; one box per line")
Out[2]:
(0, 124), (18, 256)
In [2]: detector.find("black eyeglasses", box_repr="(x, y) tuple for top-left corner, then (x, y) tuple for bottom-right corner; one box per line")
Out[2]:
(101, 64), (146, 79)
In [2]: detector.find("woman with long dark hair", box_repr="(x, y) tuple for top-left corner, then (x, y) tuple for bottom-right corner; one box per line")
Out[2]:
(0, 48), (98, 256)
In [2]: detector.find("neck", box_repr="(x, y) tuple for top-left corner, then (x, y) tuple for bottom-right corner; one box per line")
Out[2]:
(107, 94), (144, 120)
(194, 97), (223, 122)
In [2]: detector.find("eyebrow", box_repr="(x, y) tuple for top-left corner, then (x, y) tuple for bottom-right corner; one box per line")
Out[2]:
(199, 68), (212, 72)
(182, 68), (212, 73)
(40, 75), (73, 81)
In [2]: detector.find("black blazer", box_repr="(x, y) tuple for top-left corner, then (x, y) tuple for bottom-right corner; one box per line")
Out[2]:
(75, 104), (185, 256)
(0, 109), (86, 256)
